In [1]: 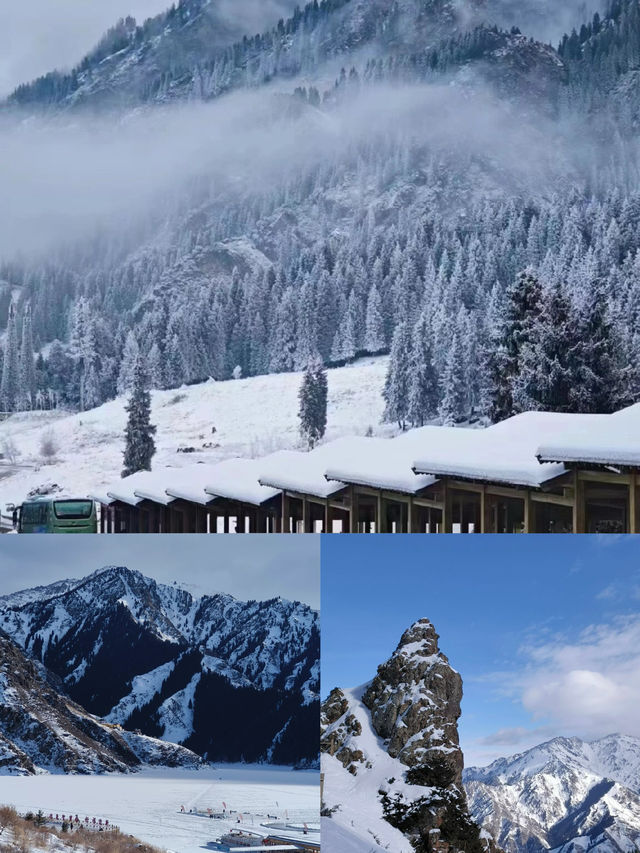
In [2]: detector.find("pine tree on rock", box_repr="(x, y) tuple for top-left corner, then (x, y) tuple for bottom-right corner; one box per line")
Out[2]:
(122, 355), (157, 478)
(383, 321), (412, 430)
(1, 303), (19, 412)
(18, 302), (36, 410)
(298, 357), (328, 450)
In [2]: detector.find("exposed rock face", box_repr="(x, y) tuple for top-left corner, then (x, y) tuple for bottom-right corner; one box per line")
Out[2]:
(321, 688), (365, 774)
(362, 618), (464, 784)
(321, 618), (493, 853)
(0, 629), (202, 774)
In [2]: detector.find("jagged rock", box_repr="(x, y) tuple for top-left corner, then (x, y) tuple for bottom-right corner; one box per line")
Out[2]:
(321, 618), (495, 853)
(362, 618), (464, 783)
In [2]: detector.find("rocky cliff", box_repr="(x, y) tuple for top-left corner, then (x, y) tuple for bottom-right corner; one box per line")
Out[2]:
(321, 618), (491, 853)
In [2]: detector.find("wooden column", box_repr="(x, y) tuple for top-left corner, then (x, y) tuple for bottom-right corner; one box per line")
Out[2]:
(281, 494), (290, 534)
(630, 472), (637, 534)
(407, 496), (414, 533)
(441, 482), (452, 533)
(349, 486), (357, 534)
(376, 492), (385, 534)
(572, 471), (586, 534)
(523, 491), (533, 534)
(302, 497), (311, 533)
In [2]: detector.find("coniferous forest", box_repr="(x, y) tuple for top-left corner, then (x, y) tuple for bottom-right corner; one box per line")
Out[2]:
(3, 0), (640, 426)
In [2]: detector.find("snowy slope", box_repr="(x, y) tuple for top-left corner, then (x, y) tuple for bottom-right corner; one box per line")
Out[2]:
(465, 735), (640, 853)
(0, 567), (320, 766)
(0, 628), (202, 775)
(322, 685), (422, 853)
(0, 355), (387, 511)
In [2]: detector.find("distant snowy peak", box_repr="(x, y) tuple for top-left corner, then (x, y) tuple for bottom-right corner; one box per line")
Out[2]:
(465, 734), (640, 853)
(465, 734), (640, 793)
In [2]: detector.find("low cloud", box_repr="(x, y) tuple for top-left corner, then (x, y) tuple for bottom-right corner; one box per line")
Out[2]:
(0, 80), (573, 261)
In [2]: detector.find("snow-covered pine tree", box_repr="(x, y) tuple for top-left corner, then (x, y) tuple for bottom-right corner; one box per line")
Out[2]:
(383, 321), (412, 430)
(570, 282), (626, 413)
(298, 357), (328, 449)
(18, 302), (36, 410)
(364, 282), (386, 354)
(407, 312), (438, 427)
(512, 281), (577, 413)
(117, 331), (140, 395)
(147, 342), (164, 390)
(0, 302), (20, 412)
(485, 269), (543, 422)
(438, 333), (467, 426)
(122, 355), (157, 478)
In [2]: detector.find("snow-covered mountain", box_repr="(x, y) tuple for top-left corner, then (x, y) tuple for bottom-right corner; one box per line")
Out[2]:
(0, 628), (201, 774)
(321, 618), (491, 853)
(0, 567), (320, 766)
(0, 0), (636, 436)
(465, 735), (640, 853)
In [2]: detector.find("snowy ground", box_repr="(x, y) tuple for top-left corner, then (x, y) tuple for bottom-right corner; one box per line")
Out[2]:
(322, 686), (422, 853)
(0, 356), (388, 513)
(0, 765), (320, 853)
(322, 816), (389, 852)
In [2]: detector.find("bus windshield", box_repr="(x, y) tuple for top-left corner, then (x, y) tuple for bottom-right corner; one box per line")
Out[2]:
(53, 500), (94, 520)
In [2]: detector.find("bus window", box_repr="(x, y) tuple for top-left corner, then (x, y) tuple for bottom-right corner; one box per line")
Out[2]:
(21, 503), (48, 526)
(53, 501), (93, 520)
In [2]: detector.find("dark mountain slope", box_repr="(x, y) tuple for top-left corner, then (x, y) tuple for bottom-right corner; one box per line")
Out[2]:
(0, 628), (201, 774)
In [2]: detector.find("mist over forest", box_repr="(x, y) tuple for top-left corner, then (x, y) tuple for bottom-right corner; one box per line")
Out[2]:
(0, 0), (638, 424)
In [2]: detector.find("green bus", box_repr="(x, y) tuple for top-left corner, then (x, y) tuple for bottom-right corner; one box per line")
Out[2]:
(12, 498), (97, 534)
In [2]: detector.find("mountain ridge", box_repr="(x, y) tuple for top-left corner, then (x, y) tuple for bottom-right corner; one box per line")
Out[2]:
(465, 733), (640, 853)
(0, 567), (320, 766)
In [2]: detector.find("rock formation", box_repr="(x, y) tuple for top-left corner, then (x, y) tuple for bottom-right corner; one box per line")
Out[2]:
(321, 618), (494, 853)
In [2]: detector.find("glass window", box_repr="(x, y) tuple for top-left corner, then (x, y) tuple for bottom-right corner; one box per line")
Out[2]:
(53, 500), (93, 520)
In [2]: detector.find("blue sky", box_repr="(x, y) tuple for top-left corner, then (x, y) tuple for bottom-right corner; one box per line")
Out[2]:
(322, 535), (640, 767)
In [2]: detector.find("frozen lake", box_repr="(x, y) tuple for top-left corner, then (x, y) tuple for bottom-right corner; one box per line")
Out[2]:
(0, 765), (320, 852)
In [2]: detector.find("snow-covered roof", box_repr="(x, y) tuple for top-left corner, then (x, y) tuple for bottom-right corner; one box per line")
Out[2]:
(164, 465), (224, 506)
(412, 413), (581, 488)
(324, 430), (438, 494)
(104, 471), (178, 507)
(537, 404), (640, 467)
(258, 439), (357, 498)
(204, 458), (281, 506)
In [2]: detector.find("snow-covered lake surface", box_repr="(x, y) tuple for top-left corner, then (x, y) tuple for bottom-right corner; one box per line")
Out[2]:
(0, 356), (388, 511)
(0, 765), (320, 853)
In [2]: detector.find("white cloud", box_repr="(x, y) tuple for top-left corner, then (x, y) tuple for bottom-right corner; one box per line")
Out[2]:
(519, 616), (640, 738)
